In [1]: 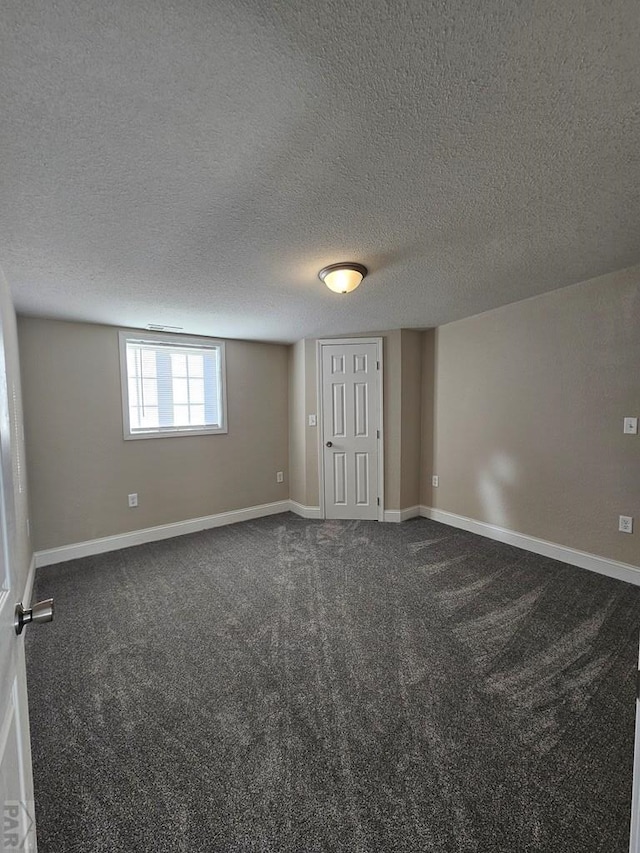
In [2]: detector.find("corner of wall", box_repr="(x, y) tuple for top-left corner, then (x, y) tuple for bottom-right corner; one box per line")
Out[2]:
(419, 328), (436, 508)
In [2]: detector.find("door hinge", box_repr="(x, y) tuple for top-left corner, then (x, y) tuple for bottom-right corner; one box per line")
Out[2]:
(376, 361), (380, 370)
(377, 497), (380, 506)
(377, 429), (380, 439)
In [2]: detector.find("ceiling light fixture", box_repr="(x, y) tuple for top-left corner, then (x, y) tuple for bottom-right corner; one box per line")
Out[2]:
(318, 262), (368, 294)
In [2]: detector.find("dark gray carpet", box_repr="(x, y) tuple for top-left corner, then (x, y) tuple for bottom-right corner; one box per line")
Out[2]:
(26, 514), (640, 852)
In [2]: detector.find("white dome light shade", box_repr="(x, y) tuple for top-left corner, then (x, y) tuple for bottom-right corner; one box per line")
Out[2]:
(318, 262), (368, 294)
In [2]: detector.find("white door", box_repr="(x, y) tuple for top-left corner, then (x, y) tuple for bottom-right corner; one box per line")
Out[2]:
(0, 287), (37, 851)
(629, 640), (640, 853)
(320, 339), (382, 520)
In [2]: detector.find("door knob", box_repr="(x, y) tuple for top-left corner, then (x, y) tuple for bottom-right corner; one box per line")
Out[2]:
(326, 441), (333, 447)
(15, 599), (55, 635)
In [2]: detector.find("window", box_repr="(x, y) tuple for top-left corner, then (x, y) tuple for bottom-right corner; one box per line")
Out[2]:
(119, 331), (227, 439)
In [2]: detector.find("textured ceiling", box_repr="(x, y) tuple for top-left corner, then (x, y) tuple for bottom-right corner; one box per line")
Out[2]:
(1, 0), (639, 343)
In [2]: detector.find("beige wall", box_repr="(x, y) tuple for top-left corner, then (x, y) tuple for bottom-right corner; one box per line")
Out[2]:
(399, 330), (422, 510)
(304, 338), (319, 507)
(420, 329), (435, 511)
(288, 340), (306, 505)
(0, 270), (31, 592)
(19, 265), (639, 568)
(382, 331), (402, 511)
(421, 265), (640, 566)
(287, 337), (321, 508)
(19, 318), (290, 550)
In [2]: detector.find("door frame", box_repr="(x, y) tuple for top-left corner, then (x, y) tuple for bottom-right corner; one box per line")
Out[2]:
(0, 271), (38, 852)
(629, 642), (640, 853)
(316, 337), (384, 522)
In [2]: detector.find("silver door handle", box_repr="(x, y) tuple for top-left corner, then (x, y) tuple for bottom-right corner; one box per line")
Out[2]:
(15, 599), (54, 635)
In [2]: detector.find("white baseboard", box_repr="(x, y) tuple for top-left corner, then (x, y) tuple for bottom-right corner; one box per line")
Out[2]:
(384, 506), (421, 523)
(292, 503), (421, 523)
(292, 503), (422, 523)
(383, 511), (401, 523)
(420, 506), (640, 586)
(289, 501), (322, 519)
(34, 499), (638, 587)
(35, 500), (291, 568)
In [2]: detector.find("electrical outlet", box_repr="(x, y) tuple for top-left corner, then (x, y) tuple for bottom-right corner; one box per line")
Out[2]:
(432, 475), (439, 487)
(623, 417), (638, 435)
(619, 515), (633, 534)
(276, 471), (284, 483)
(128, 493), (138, 508)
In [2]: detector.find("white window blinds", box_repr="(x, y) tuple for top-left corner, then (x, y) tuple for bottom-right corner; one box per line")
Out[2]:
(119, 333), (227, 438)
